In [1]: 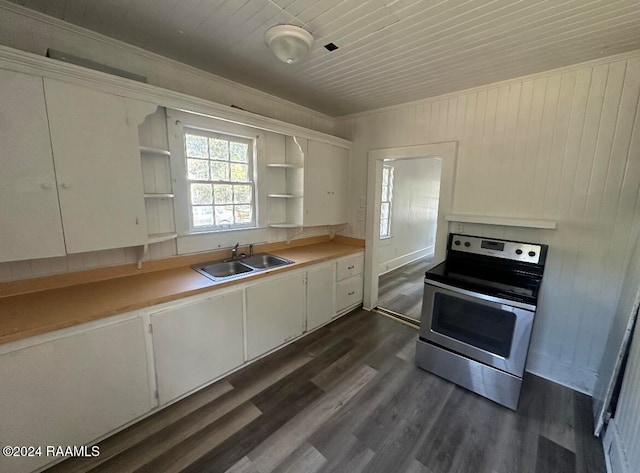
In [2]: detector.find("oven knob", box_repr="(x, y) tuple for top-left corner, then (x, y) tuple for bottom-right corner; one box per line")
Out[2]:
(454, 240), (461, 246)
(515, 249), (523, 255)
(528, 251), (536, 257)
(464, 242), (471, 247)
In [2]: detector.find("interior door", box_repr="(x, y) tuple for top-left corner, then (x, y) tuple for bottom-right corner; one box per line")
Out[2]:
(593, 234), (640, 436)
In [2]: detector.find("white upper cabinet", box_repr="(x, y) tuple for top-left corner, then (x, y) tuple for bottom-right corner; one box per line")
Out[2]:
(305, 140), (349, 226)
(44, 79), (152, 253)
(0, 70), (66, 263)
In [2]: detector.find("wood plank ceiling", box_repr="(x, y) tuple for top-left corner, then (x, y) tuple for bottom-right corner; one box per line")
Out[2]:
(8, 0), (640, 116)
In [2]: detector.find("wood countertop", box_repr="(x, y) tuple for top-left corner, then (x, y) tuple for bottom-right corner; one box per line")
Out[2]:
(0, 241), (364, 346)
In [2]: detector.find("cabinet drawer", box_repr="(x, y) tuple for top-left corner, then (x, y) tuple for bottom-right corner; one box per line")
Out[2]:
(336, 255), (364, 281)
(336, 275), (363, 312)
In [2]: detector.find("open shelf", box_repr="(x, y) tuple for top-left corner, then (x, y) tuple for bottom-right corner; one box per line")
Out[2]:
(445, 214), (557, 230)
(144, 193), (174, 198)
(268, 194), (303, 198)
(267, 163), (303, 169)
(139, 146), (171, 156)
(147, 232), (178, 244)
(268, 223), (303, 228)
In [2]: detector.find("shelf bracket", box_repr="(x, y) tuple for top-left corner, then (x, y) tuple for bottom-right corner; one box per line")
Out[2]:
(329, 223), (348, 239)
(285, 227), (304, 244)
(136, 243), (149, 270)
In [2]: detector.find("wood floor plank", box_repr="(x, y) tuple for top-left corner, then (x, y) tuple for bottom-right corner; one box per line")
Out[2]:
(535, 435), (577, 473)
(133, 402), (262, 473)
(45, 379), (234, 473)
(248, 364), (377, 473)
(573, 392), (606, 473)
(316, 435), (374, 473)
(378, 256), (433, 321)
(226, 456), (261, 473)
(271, 443), (326, 473)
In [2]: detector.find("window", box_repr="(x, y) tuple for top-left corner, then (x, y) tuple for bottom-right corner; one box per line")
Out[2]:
(380, 164), (394, 238)
(183, 128), (255, 231)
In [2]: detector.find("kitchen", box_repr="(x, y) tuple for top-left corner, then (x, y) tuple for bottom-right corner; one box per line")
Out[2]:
(0, 1), (639, 472)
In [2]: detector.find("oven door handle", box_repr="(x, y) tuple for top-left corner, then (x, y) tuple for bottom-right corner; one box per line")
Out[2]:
(424, 279), (536, 311)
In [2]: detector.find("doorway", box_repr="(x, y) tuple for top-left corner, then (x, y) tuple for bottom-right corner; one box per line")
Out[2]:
(362, 142), (457, 317)
(376, 157), (441, 322)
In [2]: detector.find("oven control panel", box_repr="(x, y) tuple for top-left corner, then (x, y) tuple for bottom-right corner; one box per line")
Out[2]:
(449, 234), (544, 264)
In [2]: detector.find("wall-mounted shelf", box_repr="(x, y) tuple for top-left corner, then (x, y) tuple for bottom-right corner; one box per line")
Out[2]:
(144, 193), (174, 198)
(147, 232), (178, 244)
(267, 163), (302, 169)
(445, 214), (557, 230)
(268, 223), (303, 228)
(268, 194), (302, 198)
(139, 146), (171, 156)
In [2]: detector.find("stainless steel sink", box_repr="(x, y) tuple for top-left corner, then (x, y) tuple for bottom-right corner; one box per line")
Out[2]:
(241, 254), (294, 269)
(193, 253), (293, 282)
(194, 261), (254, 280)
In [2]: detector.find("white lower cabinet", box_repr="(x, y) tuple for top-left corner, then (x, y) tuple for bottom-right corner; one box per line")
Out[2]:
(0, 318), (151, 473)
(336, 275), (364, 313)
(150, 290), (244, 405)
(306, 263), (335, 331)
(246, 272), (306, 360)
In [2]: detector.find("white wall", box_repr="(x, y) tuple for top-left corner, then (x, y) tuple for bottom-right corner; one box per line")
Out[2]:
(338, 51), (640, 394)
(378, 158), (441, 275)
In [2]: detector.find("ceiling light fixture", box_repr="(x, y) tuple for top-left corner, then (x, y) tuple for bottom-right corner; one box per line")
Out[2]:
(265, 25), (314, 64)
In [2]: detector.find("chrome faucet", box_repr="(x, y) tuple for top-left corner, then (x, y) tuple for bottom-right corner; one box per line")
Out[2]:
(249, 244), (254, 256)
(231, 242), (239, 260)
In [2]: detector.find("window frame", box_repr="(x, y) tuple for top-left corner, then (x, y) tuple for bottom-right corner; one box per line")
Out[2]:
(183, 127), (256, 232)
(380, 164), (394, 239)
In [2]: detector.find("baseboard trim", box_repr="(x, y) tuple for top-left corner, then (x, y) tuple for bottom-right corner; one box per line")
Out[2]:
(378, 247), (433, 276)
(525, 350), (597, 395)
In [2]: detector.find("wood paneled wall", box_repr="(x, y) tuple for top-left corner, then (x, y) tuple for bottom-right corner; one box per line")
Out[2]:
(338, 53), (640, 394)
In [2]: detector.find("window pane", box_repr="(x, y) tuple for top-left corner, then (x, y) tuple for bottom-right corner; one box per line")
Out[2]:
(230, 142), (249, 163)
(214, 205), (234, 226)
(186, 134), (208, 158)
(380, 218), (389, 237)
(191, 183), (213, 204)
(231, 163), (249, 182)
(235, 205), (252, 224)
(214, 184), (233, 204)
(193, 206), (213, 227)
(381, 202), (389, 220)
(233, 184), (252, 204)
(209, 138), (229, 160)
(381, 184), (388, 202)
(382, 167), (389, 185)
(187, 159), (210, 180)
(211, 162), (229, 181)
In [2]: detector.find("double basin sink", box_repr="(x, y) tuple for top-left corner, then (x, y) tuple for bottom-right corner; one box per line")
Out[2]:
(193, 254), (294, 282)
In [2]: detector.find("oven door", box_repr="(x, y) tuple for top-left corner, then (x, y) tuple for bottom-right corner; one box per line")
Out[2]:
(419, 280), (535, 377)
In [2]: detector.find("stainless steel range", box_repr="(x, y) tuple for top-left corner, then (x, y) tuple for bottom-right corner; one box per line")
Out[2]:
(415, 233), (548, 410)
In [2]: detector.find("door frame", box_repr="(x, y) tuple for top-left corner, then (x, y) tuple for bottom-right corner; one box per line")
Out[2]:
(363, 142), (457, 310)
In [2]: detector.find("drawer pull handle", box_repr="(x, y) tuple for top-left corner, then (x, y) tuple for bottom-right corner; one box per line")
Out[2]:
(347, 265), (355, 270)
(348, 291), (355, 296)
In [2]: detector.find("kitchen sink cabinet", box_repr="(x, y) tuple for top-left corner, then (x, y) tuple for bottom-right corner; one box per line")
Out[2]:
(0, 318), (152, 473)
(0, 69), (66, 263)
(246, 272), (306, 359)
(150, 290), (244, 405)
(306, 262), (336, 331)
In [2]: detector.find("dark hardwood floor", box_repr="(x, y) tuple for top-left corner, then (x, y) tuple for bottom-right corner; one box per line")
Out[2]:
(48, 309), (605, 473)
(378, 255), (434, 321)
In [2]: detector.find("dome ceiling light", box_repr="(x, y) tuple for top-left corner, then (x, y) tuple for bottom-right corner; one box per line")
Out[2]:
(265, 25), (314, 64)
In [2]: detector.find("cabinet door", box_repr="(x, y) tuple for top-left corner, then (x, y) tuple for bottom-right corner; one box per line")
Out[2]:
(44, 79), (148, 253)
(305, 140), (349, 225)
(0, 70), (66, 262)
(0, 318), (151, 473)
(307, 264), (335, 331)
(246, 272), (305, 359)
(151, 290), (244, 405)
